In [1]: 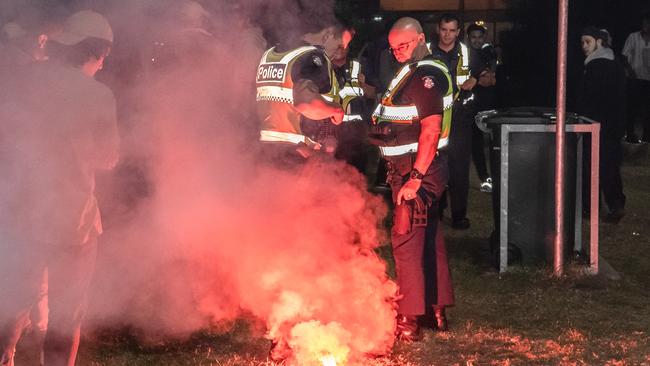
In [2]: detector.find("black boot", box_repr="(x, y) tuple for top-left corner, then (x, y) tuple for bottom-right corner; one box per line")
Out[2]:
(433, 306), (448, 332)
(395, 314), (422, 342)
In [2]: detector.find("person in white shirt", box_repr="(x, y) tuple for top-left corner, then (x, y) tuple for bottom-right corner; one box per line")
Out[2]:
(622, 11), (650, 143)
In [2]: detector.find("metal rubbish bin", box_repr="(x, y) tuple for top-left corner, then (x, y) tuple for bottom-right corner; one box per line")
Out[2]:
(476, 107), (598, 272)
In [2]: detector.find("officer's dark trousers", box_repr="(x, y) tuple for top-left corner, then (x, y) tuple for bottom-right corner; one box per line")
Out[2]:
(626, 78), (650, 141)
(1, 238), (97, 366)
(471, 122), (490, 182)
(388, 152), (454, 315)
(447, 101), (476, 221)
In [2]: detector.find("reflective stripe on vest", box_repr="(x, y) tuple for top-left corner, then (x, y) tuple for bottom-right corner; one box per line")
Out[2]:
(372, 104), (418, 122)
(456, 42), (470, 86)
(342, 114), (363, 122)
(339, 60), (363, 100)
(340, 60), (364, 122)
(378, 138), (449, 157)
(339, 86), (364, 99)
(350, 60), (360, 79)
(256, 85), (294, 104)
(379, 142), (419, 156)
(280, 46), (318, 63)
(260, 130), (318, 146)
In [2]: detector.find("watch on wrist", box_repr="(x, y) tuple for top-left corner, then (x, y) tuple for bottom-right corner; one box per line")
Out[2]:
(409, 169), (424, 180)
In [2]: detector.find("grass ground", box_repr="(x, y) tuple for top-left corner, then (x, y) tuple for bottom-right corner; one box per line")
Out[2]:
(17, 145), (650, 365)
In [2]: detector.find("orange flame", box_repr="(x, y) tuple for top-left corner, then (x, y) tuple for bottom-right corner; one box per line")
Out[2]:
(287, 320), (350, 366)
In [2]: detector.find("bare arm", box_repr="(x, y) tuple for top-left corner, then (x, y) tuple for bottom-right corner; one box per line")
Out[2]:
(293, 79), (344, 124)
(413, 114), (442, 173)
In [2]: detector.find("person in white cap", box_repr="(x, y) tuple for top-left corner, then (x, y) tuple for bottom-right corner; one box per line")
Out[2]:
(0, 10), (119, 366)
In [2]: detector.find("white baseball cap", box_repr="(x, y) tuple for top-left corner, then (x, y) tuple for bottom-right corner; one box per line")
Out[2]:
(50, 10), (113, 45)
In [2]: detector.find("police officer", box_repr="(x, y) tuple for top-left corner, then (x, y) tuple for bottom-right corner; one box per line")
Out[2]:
(429, 13), (482, 229)
(255, 18), (345, 168)
(466, 22), (497, 193)
(331, 27), (370, 173)
(371, 17), (454, 341)
(255, 17), (345, 360)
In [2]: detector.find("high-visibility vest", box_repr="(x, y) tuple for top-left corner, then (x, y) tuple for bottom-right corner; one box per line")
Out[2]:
(371, 58), (453, 154)
(255, 45), (339, 144)
(338, 60), (364, 122)
(455, 42), (471, 87)
(427, 41), (471, 90)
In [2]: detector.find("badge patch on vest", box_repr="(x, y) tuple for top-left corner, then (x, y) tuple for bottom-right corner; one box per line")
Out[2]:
(422, 76), (435, 89)
(257, 63), (287, 83)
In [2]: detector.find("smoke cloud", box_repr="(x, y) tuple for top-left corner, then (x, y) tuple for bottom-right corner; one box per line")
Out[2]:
(1, 0), (397, 363)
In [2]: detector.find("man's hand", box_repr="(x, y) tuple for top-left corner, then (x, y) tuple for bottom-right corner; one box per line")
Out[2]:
(397, 178), (422, 205)
(460, 76), (478, 91)
(294, 79), (345, 124)
(330, 104), (344, 125)
(478, 71), (496, 87)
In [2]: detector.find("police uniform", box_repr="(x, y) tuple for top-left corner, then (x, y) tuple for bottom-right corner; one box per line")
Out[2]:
(430, 41), (479, 226)
(471, 43), (498, 184)
(371, 57), (455, 316)
(334, 59), (369, 172)
(255, 43), (339, 166)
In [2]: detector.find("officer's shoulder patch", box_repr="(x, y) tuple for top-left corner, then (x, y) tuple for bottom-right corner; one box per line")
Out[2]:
(312, 55), (323, 67)
(422, 76), (435, 89)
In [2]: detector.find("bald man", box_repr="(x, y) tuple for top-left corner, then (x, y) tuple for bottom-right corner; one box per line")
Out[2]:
(370, 17), (455, 341)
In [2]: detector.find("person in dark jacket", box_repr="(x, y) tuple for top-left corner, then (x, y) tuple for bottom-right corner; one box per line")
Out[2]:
(577, 26), (626, 223)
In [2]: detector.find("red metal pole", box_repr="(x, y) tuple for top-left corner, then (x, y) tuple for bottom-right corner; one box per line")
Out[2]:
(554, 0), (569, 277)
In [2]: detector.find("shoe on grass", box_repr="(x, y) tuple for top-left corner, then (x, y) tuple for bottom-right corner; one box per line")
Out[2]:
(480, 177), (493, 193)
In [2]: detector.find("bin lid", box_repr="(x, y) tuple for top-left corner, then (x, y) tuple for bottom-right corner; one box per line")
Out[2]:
(475, 107), (589, 133)
(481, 107), (583, 125)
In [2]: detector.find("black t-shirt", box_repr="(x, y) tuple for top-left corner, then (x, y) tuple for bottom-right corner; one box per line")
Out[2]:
(275, 43), (332, 136)
(393, 63), (449, 120)
(274, 42), (332, 93)
(430, 42), (482, 94)
(291, 48), (332, 94)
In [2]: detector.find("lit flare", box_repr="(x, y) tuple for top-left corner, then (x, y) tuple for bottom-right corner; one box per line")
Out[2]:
(320, 354), (337, 366)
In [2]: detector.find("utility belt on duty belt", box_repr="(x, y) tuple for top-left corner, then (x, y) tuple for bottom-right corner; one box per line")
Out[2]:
(387, 153), (432, 233)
